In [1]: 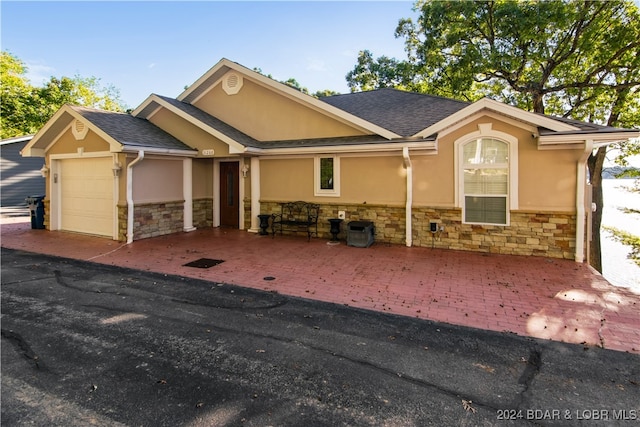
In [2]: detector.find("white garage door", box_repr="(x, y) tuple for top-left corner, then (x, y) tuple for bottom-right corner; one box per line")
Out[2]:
(60, 158), (114, 237)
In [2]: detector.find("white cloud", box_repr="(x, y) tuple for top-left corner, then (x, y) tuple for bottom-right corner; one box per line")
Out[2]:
(148, 63), (156, 69)
(24, 61), (56, 86)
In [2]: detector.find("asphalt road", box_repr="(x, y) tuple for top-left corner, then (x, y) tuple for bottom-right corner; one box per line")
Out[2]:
(2, 248), (639, 426)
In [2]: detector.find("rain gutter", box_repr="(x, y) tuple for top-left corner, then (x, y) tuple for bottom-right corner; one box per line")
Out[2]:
(126, 150), (145, 244)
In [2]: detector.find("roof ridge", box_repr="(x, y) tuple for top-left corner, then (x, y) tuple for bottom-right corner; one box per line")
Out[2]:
(69, 104), (130, 115)
(321, 88), (471, 106)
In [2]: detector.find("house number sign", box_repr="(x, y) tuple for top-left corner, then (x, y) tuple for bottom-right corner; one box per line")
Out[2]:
(201, 149), (215, 156)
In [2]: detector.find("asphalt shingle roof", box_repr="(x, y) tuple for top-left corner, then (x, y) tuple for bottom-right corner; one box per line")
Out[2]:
(320, 88), (470, 137)
(71, 105), (195, 152)
(153, 95), (262, 147)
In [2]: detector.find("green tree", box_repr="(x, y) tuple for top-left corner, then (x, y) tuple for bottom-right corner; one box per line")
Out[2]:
(252, 67), (339, 98)
(346, 50), (413, 93)
(1, 51), (38, 138)
(1, 51), (126, 139)
(348, 0), (640, 271)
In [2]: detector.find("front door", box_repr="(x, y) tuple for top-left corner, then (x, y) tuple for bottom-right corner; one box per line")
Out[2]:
(219, 161), (239, 228)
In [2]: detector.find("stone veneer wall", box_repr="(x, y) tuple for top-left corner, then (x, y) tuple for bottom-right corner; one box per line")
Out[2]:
(116, 201), (184, 241)
(42, 199), (50, 229)
(255, 201), (576, 260)
(193, 198), (213, 229)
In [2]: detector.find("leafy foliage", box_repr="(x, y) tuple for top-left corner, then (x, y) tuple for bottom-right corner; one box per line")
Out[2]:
(252, 67), (339, 98)
(603, 226), (640, 266)
(1, 51), (126, 139)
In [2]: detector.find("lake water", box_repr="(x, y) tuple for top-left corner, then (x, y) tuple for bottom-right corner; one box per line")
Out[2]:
(601, 179), (640, 293)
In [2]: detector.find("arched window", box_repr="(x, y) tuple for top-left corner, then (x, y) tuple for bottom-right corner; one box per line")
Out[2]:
(461, 138), (509, 225)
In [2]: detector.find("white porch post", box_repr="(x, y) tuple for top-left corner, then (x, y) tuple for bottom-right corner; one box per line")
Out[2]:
(249, 156), (261, 233)
(575, 139), (593, 262)
(183, 157), (196, 232)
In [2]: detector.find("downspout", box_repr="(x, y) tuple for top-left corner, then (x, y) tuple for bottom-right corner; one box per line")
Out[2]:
(575, 140), (593, 262)
(403, 147), (413, 247)
(126, 150), (145, 244)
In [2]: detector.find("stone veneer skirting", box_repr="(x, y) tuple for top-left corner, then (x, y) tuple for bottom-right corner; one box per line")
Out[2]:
(255, 201), (577, 260)
(193, 198), (214, 229)
(116, 198), (213, 241)
(117, 201), (184, 241)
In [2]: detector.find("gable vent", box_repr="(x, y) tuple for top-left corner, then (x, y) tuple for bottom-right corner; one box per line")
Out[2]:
(222, 72), (243, 95)
(72, 119), (89, 140)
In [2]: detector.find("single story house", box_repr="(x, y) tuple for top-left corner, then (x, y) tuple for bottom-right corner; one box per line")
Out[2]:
(22, 58), (639, 262)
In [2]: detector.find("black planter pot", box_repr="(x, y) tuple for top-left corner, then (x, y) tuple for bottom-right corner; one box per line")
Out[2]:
(258, 214), (271, 235)
(328, 218), (343, 242)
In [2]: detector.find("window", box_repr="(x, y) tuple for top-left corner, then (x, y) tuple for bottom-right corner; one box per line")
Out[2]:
(314, 156), (340, 197)
(462, 138), (509, 225)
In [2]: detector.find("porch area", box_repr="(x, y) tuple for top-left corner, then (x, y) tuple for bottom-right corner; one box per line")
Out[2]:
(1, 218), (638, 354)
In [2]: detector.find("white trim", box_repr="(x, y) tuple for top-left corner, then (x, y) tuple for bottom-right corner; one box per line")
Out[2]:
(245, 140), (437, 156)
(403, 147), (413, 247)
(454, 123), (519, 226)
(183, 158), (196, 232)
(212, 160), (220, 227)
(538, 132), (637, 148)
(249, 157), (261, 233)
(112, 153), (120, 239)
(575, 140), (593, 263)
(414, 97), (578, 138)
(127, 151), (145, 244)
(1, 135), (34, 145)
(49, 151), (113, 160)
(314, 155), (340, 197)
(436, 110), (538, 141)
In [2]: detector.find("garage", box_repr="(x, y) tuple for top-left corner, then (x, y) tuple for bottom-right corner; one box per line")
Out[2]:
(59, 157), (114, 237)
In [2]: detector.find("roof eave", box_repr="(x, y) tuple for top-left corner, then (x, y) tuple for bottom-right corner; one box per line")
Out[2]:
(538, 130), (640, 149)
(413, 98), (579, 138)
(245, 140), (437, 156)
(120, 145), (197, 157)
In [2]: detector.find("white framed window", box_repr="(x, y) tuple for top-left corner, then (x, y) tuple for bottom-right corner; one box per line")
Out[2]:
(314, 156), (340, 197)
(462, 138), (509, 225)
(455, 124), (518, 226)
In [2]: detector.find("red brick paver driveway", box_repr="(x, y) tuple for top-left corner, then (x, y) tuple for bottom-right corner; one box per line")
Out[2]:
(2, 219), (638, 354)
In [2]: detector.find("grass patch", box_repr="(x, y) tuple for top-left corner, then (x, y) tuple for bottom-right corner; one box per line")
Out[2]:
(603, 226), (640, 266)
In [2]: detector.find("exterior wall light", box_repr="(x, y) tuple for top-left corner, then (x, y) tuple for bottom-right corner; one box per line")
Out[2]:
(112, 162), (122, 177)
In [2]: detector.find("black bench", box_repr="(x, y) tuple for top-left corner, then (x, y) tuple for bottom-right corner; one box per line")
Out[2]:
(271, 201), (320, 241)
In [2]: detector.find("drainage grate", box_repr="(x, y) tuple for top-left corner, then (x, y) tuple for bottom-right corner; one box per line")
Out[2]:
(183, 258), (225, 269)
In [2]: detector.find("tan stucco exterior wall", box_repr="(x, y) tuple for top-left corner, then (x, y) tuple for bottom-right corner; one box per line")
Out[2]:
(193, 79), (368, 141)
(193, 158), (213, 199)
(435, 116), (581, 212)
(148, 109), (231, 157)
(412, 153), (456, 207)
(260, 158), (313, 200)
(47, 128), (111, 156)
(341, 156), (405, 204)
(132, 158), (183, 203)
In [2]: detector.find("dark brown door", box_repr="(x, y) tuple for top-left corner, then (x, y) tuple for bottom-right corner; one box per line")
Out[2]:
(220, 162), (239, 228)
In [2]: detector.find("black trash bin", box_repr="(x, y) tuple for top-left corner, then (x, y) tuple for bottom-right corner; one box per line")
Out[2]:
(25, 195), (45, 229)
(347, 221), (374, 248)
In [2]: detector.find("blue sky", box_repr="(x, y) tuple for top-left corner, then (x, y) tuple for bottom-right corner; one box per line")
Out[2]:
(2, 1), (416, 108)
